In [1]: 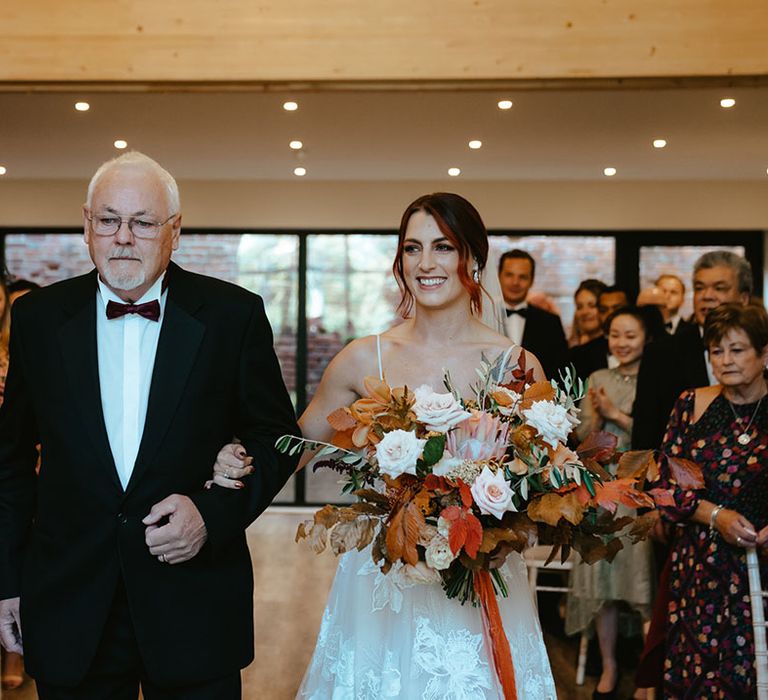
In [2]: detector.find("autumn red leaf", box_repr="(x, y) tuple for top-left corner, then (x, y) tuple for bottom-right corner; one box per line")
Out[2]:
(457, 480), (473, 508)
(386, 502), (424, 565)
(424, 474), (451, 493)
(576, 431), (618, 464)
(668, 457), (705, 490)
(441, 505), (483, 558)
(520, 381), (556, 410)
(593, 478), (654, 512)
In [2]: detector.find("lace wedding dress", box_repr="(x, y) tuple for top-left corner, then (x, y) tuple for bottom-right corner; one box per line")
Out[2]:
(297, 339), (556, 699)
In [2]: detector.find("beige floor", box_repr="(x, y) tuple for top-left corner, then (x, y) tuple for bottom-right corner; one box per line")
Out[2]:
(2, 510), (642, 699)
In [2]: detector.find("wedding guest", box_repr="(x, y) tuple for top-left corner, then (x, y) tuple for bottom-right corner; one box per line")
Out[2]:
(0, 277), (22, 692)
(569, 285), (629, 382)
(657, 302), (768, 698)
(566, 306), (655, 700)
(7, 279), (40, 306)
(632, 250), (752, 450)
(654, 274), (690, 335)
(0, 152), (299, 699)
(498, 249), (569, 379)
(569, 279), (608, 348)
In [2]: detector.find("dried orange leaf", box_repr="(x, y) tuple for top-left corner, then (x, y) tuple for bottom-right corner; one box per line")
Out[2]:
(527, 493), (569, 527)
(617, 450), (656, 480)
(521, 381), (556, 409)
(363, 376), (391, 404)
(330, 517), (378, 555)
(327, 407), (357, 432)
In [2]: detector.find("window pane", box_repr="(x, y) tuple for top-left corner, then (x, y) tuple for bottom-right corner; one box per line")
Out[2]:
(304, 233), (400, 503)
(639, 245), (745, 321)
(489, 235), (615, 338)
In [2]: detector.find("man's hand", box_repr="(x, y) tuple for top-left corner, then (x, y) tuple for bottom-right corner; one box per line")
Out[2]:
(143, 495), (208, 565)
(0, 597), (23, 654)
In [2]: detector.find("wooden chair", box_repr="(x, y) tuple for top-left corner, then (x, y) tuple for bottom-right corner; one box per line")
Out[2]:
(523, 545), (589, 685)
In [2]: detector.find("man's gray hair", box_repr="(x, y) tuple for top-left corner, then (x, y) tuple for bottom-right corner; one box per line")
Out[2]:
(86, 151), (180, 213)
(693, 250), (753, 295)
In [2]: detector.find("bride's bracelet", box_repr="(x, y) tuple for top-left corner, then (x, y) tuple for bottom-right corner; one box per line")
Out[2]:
(709, 504), (724, 534)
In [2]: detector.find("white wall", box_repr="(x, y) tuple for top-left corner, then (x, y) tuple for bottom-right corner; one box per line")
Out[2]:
(2, 179), (767, 231)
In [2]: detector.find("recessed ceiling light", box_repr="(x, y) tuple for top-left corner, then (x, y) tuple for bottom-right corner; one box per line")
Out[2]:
(653, 139), (667, 149)
(468, 140), (482, 150)
(603, 167), (617, 177)
(283, 101), (299, 111)
(114, 139), (128, 149)
(0, 166), (6, 175)
(448, 167), (461, 177)
(720, 97), (736, 108)
(289, 140), (303, 150)
(294, 166), (307, 177)
(497, 99), (513, 110)
(74, 101), (90, 112)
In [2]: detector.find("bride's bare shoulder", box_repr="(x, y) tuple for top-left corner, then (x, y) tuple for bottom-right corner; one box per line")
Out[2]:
(324, 335), (380, 378)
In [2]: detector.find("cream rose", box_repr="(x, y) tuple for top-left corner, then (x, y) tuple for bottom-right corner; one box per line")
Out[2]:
(403, 560), (443, 584)
(413, 385), (471, 433)
(425, 534), (457, 570)
(470, 466), (516, 520)
(522, 400), (579, 448)
(375, 429), (427, 478)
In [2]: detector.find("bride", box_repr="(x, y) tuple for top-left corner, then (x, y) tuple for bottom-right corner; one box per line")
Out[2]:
(213, 193), (557, 698)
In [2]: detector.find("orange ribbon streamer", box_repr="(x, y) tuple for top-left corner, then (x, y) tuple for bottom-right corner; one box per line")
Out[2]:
(475, 570), (518, 699)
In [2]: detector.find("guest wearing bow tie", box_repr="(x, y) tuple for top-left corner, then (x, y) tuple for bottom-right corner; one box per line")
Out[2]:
(498, 249), (568, 380)
(0, 152), (299, 699)
(655, 274), (693, 336)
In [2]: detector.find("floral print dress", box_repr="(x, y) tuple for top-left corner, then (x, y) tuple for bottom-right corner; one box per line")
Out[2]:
(659, 389), (768, 699)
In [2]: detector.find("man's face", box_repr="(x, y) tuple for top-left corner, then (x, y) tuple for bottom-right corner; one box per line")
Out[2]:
(692, 265), (748, 326)
(83, 166), (180, 302)
(657, 277), (685, 314)
(598, 291), (628, 326)
(499, 257), (534, 306)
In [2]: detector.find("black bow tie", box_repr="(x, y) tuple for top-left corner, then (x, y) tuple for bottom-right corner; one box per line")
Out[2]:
(506, 307), (528, 318)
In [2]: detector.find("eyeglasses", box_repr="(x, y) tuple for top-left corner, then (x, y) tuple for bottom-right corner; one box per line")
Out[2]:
(86, 212), (178, 239)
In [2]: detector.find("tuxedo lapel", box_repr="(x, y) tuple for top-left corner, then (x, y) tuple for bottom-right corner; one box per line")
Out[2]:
(125, 264), (205, 495)
(57, 271), (122, 491)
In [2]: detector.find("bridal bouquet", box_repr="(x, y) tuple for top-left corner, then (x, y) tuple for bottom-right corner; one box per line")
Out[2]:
(278, 352), (660, 603)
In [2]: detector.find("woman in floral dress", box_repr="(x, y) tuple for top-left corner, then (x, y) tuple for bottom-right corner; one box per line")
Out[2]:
(658, 302), (768, 699)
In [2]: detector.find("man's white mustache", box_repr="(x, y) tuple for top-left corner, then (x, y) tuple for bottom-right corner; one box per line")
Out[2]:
(109, 248), (142, 261)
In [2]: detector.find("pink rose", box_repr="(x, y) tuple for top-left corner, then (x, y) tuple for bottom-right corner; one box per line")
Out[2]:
(470, 466), (516, 520)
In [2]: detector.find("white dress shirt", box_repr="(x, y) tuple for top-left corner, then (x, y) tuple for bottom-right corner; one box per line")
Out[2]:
(504, 302), (528, 345)
(666, 313), (682, 334)
(698, 324), (716, 385)
(96, 275), (167, 489)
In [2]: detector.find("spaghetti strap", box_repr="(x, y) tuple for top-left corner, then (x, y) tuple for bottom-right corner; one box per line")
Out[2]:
(376, 334), (384, 381)
(496, 344), (518, 383)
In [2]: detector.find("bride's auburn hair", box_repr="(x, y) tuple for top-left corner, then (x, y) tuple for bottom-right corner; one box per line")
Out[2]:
(393, 192), (489, 318)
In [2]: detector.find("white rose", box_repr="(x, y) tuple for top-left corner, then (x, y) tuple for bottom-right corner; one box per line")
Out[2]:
(522, 400), (579, 448)
(425, 534), (458, 570)
(470, 466), (516, 520)
(375, 429), (427, 478)
(431, 450), (464, 477)
(413, 385), (471, 433)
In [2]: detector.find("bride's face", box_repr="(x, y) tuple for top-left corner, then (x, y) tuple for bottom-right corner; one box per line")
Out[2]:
(401, 210), (468, 310)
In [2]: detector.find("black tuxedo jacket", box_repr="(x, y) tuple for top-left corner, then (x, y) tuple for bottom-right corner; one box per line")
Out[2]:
(631, 322), (709, 450)
(0, 263), (299, 686)
(568, 336), (609, 384)
(510, 306), (568, 380)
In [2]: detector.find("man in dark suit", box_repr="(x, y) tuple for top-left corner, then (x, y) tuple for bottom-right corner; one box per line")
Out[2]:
(632, 251), (753, 449)
(568, 286), (629, 382)
(655, 273), (694, 336)
(0, 153), (299, 699)
(497, 249), (568, 379)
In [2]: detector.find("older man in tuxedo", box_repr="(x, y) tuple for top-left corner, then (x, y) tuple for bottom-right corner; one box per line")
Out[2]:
(498, 249), (568, 379)
(0, 152), (299, 699)
(632, 250), (753, 449)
